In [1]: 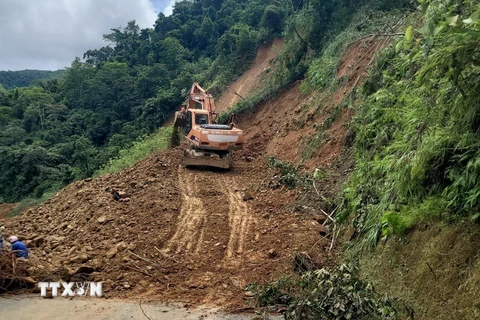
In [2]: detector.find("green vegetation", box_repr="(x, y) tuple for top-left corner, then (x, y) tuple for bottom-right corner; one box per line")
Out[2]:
(248, 263), (397, 319)
(0, 0), (295, 203)
(94, 126), (172, 176)
(266, 156), (308, 189)
(7, 191), (55, 218)
(340, 0), (480, 246)
(0, 69), (65, 89)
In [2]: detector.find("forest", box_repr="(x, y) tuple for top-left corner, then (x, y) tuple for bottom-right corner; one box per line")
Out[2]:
(0, 0), (292, 202)
(0, 0), (410, 203)
(0, 69), (65, 89)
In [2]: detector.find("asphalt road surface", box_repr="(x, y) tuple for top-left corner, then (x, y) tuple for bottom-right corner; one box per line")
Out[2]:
(0, 295), (278, 320)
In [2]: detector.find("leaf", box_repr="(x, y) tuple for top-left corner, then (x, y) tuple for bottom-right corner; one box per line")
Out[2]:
(446, 15), (459, 26)
(462, 18), (473, 24)
(395, 40), (404, 53)
(404, 40), (412, 51)
(433, 26), (444, 36)
(405, 26), (413, 41)
(327, 287), (334, 297)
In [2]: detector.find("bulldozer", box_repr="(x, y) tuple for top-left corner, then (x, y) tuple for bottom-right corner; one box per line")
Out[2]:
(171, 83), (245, 169)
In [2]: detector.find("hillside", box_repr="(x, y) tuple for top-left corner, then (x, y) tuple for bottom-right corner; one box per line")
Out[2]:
(0, 26), (394, 309)
(0, 69), (65, 89)
(1, 0), (480, 319)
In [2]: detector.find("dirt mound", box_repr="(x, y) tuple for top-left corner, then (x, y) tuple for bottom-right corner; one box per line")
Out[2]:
(0, 147), (330, 308)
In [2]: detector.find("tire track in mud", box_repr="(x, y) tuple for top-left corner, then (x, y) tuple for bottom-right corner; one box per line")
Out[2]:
(222, 179), (256, 259)
(165, 165), (256, 262)
(165, 166), (207, 254)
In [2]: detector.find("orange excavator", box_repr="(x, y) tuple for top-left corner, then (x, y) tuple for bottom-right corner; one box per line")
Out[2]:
(171, 83), (245, 169)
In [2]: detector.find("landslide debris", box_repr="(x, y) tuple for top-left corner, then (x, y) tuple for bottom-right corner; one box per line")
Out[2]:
(0, 147), (330, 308)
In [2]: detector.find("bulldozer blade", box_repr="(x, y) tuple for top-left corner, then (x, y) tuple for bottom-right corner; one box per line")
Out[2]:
(183, 150), (233, 169)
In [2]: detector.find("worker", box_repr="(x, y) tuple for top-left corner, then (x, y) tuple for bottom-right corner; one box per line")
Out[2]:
(0, 236), (4, 249)
(8, 235), (28, 258)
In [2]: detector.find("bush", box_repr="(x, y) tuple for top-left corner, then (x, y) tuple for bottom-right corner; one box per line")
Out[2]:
(341, 0), (480, 246)
(249, 263), (397, 320)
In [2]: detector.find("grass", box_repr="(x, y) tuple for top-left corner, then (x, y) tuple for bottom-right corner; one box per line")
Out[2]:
(94, 125), (172, 176)
(7, 191), (55, 217)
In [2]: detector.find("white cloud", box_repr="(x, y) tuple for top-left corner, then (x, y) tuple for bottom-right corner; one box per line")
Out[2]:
(0, 0), (171, 71)
(164, 0), (178, 16)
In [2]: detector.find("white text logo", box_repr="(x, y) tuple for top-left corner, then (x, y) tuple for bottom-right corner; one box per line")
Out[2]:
(38, 282), (102, 297)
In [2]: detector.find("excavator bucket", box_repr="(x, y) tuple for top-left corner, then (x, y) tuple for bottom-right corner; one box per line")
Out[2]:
(170, 111), (186, 148)
(183, 148), (233, 169)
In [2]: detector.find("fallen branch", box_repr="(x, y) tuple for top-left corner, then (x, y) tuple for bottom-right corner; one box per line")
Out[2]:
(128, 251), (161, 268)
(228, 88), (246, 100)
(125, 265), (154, 278)
(139, 298), (154, 320)
(312, 180), (327, 201)
(426, 262), (437, 279)
(154, 246), (179, 264)
(329, 225), (339, 252)
(319, 208), (336, 225)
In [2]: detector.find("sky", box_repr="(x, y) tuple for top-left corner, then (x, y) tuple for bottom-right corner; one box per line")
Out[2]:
(0, 0), (177, 71)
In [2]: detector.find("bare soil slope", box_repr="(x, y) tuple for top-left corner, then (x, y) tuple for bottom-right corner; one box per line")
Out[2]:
(0, 37), (383, 310)
(215, 38), (284, 113)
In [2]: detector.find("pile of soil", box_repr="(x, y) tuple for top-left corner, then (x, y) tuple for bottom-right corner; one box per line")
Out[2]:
(0, 147), (331, 308)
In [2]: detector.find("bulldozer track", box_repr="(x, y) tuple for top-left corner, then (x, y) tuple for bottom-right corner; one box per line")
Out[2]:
(165, 166), (256, 260)
(165, 166), (207, 254)
(223, 179), (256, 258)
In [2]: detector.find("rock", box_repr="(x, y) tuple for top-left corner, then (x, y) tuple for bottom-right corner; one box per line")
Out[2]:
(68, 246), (77, 256)
(112, 191), (129, 201)
(242, 191), (254, 201)
(69, 254), (89, 264)
(106, 246), (118, 259)
(74, 265), (95, 275)
(116, 242), (127, 251)
(33, 235), (45, 248)
(27, 233), (39, 240)
(97, 216), (107, 224)
(91, 258), (103, 270)
(267, 249), (278, 259)
(244, 291), (255, 297)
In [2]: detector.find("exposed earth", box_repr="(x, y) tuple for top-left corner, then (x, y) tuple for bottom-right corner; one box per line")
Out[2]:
(0, 37), (388, 315)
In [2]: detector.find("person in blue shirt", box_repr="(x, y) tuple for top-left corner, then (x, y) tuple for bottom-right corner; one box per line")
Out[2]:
(8, 235), (28, 259)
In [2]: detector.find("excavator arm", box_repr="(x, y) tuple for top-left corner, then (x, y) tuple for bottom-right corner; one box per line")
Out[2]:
(188, 82), (218, 124)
